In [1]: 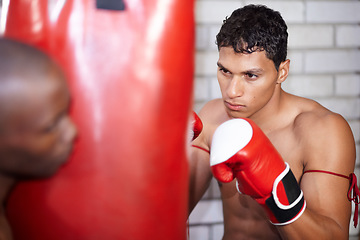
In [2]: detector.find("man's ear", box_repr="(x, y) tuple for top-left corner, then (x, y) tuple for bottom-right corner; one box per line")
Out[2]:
(277, 59), (290, 84)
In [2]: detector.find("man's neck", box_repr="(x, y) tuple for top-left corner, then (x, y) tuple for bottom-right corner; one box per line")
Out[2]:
(250, 87), (286, 132)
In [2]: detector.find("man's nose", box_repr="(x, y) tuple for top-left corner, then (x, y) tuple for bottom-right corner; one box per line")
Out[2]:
(226, 76), (244, 98)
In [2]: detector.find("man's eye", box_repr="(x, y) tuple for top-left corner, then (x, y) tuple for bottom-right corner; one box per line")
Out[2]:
(41, 114), (64, 133)
(42, 122), (58, 133)
(219, 68), (230, 74)
(245, 73), (258, 79)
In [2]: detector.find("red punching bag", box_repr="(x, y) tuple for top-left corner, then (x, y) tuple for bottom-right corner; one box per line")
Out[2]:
(4, 0), (194, 239)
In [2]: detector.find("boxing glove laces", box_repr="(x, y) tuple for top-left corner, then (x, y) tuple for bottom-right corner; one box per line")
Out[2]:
(210, 118), (306, 225)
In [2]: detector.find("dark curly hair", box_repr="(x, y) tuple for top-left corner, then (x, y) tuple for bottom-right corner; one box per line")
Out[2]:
(216, 4), (288, 71)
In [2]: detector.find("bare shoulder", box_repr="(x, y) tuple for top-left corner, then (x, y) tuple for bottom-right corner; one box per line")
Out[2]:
(198, 99), (226, 121)
(293, 99), (356, 173)
(294, 100), (350, 136)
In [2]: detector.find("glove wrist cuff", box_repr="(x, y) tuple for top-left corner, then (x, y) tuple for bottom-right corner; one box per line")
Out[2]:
(265, 163), (306, 225)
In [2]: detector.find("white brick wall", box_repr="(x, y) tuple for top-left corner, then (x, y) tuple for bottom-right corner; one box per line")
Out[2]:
(191, 1), (360, 239)
(337, 25), (360, 47)
(305, 50), (360, 73)
(288, 25), (334, 48)
(307, 2), (360, 23)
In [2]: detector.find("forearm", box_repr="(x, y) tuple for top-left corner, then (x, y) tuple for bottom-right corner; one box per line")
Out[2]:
(188, 143), (212, 215)
(188, 165), (212, 214)
(277, 209), (348, 240)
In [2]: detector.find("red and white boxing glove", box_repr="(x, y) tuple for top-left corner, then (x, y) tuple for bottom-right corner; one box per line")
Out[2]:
(190, 111), (203, 142)
(210, 118), (306, 225)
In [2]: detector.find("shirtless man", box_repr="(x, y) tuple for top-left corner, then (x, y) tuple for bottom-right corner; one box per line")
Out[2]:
(0, 39), (77, 239)
(189, 4), (357, 239)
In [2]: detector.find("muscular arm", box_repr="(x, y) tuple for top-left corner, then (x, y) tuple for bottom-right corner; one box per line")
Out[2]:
(188, 100), (226, 214)
(277, 113), (356, 239)
(188, 144), (212, 214)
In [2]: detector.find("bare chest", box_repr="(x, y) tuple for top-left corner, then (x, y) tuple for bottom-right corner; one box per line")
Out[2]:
(219, 181), (281, 239)
(266, 127), (304, 181)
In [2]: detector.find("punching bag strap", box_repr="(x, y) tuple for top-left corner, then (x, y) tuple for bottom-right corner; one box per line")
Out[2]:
(96, 0), (126, 11)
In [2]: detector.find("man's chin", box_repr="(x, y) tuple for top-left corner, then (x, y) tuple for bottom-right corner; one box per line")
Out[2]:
(226, 109), (250, 119)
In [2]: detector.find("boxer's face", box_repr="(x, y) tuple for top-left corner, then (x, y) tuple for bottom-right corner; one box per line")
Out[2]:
(0, 67), (77, 178)
(217, 46), (284, 119)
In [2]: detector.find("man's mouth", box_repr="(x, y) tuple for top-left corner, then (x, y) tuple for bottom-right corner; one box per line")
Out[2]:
(224, 101), (246, 111)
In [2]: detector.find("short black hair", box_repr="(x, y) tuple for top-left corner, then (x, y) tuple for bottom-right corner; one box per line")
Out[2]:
(216, 4), (288, 71)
